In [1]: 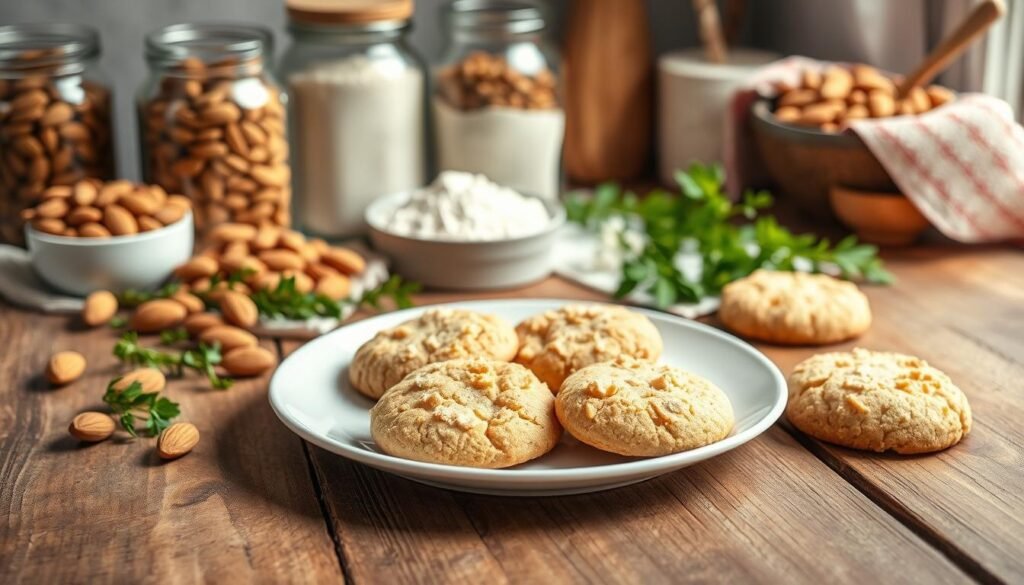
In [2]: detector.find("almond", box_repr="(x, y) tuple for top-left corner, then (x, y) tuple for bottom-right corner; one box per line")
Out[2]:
(199, 325), (258, 352)
(103, 204), (139, 236)
(174, 256), (219, 281)
(221, 345), (276, 377)
(112, 367), (166, 393)
(69, 412), (115, 442)
(320, 247), (366, 275)
(208, 222), (256, 243)
(82, 290), (118, 327)
(158, 422), (200, 460)
(315, 274), (351, 301)
(184, 312), (224, 336)
(258, 249), (305, 271)
(219, 290), (259, 328)
(78, 222), (112, 238)
(131, 299), (188, 332)
(171, 290), (206, 314)
(47, 350), (86, 385)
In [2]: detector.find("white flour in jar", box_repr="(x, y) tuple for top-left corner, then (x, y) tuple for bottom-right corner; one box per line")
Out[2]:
(384, 171), (550, 241)
(289, 55), (424, 237)
(433, 99), (565, 201)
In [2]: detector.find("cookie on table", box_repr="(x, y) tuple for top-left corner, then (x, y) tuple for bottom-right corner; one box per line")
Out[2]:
(349, 308), (518, 399)
(556, 356), (734, 457)
(370, 358), (561, 468)
(515, 304), (663, 393)
(787, 348), (972, 454)
(719, 270), (871, 345)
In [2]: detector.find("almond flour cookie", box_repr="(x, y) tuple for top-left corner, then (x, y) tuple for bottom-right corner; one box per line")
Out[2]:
(719, 270), (871, 345)
(370, 358), (561, 468)
(787, 348), (972, 454)
(556, 357), (734, 457)
(515, 304), (663, 392)
(350, 308), (519, 399)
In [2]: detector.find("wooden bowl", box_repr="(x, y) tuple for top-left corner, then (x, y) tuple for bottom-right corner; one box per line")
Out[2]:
(829, 187), (930, 246)
(750, 100), (898, 218)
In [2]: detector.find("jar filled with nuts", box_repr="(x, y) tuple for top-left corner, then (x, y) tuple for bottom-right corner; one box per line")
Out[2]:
(0, 24), (115, 245)
(138, 24), (291, 238)
(434, 0), (563, 200)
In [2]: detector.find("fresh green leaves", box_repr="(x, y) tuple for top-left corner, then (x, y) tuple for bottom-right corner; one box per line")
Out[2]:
(181, 343), (233, 390)
(159, 327), (190, 345)
(113, 332), (233, 390)
(358, 275), (420, 312)
(118, 282), (180, 308)
(249, 273), (419, 320)
(102, 379), (180, 437)
(566, 163), (892, 307)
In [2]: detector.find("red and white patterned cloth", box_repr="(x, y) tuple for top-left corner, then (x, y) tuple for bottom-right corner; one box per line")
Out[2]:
(727, 57), (1024, 244)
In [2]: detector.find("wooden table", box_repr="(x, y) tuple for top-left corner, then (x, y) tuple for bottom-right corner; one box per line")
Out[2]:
(2, 243), (1022, 584)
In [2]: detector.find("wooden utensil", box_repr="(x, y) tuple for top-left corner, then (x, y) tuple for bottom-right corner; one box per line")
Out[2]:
(897, 0), (1005, 97)
(693, 0), (727, 64)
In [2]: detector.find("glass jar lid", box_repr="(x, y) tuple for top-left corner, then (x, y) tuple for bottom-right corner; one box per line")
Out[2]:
(145, 23), (272, 68)
(287, 0), (413, 25)
(447, 0), (545, 34)
(0, 23), (100, 73)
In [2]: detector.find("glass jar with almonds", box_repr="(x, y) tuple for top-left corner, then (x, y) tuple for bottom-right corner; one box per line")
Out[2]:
(434, 0), (563, 200)
(138, 24), (291, 237)
(0, 24), (115, 245)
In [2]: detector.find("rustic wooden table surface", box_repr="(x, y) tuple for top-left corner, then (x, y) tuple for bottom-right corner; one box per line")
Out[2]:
(1, 242), (1022, 584)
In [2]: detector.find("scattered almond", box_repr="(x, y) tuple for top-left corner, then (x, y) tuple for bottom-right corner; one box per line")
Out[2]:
(183, 312), (224, 336)
(171, 290), (205, 314)
(112, 367), (166, 393)
(69, 412), (115, 442)
(315, 274), (350, 301)
(320, 247), (366, 275)
(221, 345), (276, 377)
(46, 350), (86, 385)
(82, 290), (118, 327)
(219, 290), (259, 328)
(157, 422), (200, 460)
(131, 298), (188, 332)
(199, 325), (258, 352)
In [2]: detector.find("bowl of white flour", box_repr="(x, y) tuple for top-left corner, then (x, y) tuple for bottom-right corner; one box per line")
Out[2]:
(366, 171), (565, 290)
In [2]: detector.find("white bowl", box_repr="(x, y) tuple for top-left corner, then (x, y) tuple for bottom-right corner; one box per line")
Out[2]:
(25, 212), (194, 297)
(365, 191), (566, 290)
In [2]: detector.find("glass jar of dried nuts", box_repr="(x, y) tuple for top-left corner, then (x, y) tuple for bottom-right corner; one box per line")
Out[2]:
(138, 24), (290, 237)
(0, 24), (115, 245)
(434, 0), (563, 200)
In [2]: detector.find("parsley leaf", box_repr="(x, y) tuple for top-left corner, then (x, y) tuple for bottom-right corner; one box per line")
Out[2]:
(102, 379), (181, 437)
(113, 332), (232, 390)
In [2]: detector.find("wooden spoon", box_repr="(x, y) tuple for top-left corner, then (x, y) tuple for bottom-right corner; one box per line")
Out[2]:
(897, 0), (1005, 97)
(692, 0), (727, 64)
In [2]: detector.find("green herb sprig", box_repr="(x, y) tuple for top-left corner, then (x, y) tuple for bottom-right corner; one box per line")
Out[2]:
(566, 163), (892, 307)
(113, 332), (233, 390)
(102, 379), (180, 437)
(118, 282), (180, 308)
(248, 273), (419, 320)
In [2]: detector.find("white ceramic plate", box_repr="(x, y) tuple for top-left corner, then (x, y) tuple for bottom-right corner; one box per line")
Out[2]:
(269, 299), (787, 496)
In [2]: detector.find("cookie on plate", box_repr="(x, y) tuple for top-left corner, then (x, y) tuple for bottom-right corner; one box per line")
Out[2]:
(515, 304), (663, 392)
(719, 270), (871, 345)
(350, 308), (518, 399)
(787, 348), (972, 454)
(370, 358), (561, 468)
(556, 356), (734, 457)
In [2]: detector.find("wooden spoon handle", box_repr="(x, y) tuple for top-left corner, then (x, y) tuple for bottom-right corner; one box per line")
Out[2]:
(898, 0), (1005, 96)
(692, 0), (727, 64)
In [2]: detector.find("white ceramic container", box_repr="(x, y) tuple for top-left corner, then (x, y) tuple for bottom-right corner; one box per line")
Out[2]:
(365, 191), (565, 290)
(25, 212), (194, 296)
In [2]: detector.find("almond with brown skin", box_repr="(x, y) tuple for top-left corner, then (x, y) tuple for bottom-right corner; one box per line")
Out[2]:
(320, 247), (365, 275)
(199, 325), (258, 352)
(112, 367), (166, 393)
(69, 412), (115, 442)
(82, 290), (118, 327)
(158, 422), (199, 460)
(314, 274), (350, 301)
(171, 290), (205, 314)
(103, 204), (139, 236)
(47, 350), (86, 385)
(221, 345), (276, 377)
(219, 290), (258, 328)
(131, 299), (188, 332)
(174, 256), (219, 281)
(184, 312), (224, 336)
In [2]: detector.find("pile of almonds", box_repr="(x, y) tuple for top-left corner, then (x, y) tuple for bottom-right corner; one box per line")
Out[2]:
(176, 222), (366, 301)
(772, 64), (956, 132)
(20, 178), (191, 237)
(437, 51), (558, 111)
(0, 52), (114, 243)
(139, 56), (291, 234)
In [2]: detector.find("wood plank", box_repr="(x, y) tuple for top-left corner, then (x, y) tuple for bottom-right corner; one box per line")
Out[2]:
(750, 246), (1024, 584)
(285, 277), (973, 584)
(0, 309), (344, 583)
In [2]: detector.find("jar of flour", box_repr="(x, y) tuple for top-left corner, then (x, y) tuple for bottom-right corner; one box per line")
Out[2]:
(282, 0), (427, 238)
(434, 0), (564, 201)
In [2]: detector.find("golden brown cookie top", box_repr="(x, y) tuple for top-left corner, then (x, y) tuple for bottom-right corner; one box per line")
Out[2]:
(370, 358), (561, 468)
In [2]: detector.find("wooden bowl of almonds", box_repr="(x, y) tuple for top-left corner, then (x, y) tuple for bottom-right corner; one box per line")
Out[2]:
(750, 64), (954, 219)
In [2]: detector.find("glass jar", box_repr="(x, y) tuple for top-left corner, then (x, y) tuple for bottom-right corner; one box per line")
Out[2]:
(0, 24), (114, 244)
(434, 0), (563, 200)
(281, 0), (427, 238)
(138, 24), (291, 237)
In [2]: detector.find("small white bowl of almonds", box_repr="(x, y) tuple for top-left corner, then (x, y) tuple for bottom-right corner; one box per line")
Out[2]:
(23, 179), (194, 296)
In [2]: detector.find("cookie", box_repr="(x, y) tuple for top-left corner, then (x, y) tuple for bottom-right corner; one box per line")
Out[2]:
(787, 348), (972, 454)
(719, 270), (871, 345)
(350, 308), (518, 399)
(370, 358), (561, 468)
(515, 304), (663, 392)
(556, 357), (734, 457)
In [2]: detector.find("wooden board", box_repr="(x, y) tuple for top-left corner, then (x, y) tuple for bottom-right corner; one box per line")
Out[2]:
(0, 310), (343, 583)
